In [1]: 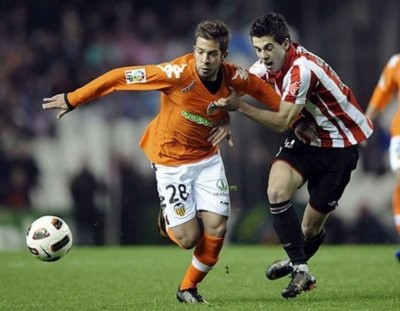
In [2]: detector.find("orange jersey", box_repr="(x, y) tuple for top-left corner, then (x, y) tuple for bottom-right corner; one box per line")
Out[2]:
(67, 53), (280, 165)
(369, 54), (400, 135)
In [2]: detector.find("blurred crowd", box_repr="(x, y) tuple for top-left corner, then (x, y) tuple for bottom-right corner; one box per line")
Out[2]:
(0, 0), (224, 140)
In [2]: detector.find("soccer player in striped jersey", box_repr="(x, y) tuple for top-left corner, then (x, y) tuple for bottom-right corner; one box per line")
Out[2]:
(215, 12), (374, 298)
(42, 20), (281, 304)
(366, 53), (400, 260)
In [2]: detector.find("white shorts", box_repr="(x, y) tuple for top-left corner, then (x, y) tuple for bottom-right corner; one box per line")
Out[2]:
(153, 153), (231, 228)
(389, 136), (400, 171)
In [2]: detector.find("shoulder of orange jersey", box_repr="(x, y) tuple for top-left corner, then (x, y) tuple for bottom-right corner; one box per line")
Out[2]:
(387, 54), (400, 68)
(167, 53), (194, 66)
(221, 62), (251, 82)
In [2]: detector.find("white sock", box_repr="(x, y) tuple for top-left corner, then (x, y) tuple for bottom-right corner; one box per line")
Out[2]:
(293, 264), (309, 273)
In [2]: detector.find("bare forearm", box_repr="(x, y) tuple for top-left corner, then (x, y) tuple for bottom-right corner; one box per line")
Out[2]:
(238, 100), (289, 132)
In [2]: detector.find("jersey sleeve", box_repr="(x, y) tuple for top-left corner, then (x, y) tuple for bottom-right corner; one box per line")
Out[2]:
(246, 73), (281, 111)
(67, 64), (180, 108)
(282, 65), (312, 105)
(227, 64), (280, 111)
(369, 55), (399, 111)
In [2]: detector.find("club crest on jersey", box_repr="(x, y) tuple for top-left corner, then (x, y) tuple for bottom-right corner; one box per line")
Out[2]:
(289, 81), (301, 96)
(174, 203), (186, 216)
(125, 69), (146, 84)
(207, 102), (217, 115)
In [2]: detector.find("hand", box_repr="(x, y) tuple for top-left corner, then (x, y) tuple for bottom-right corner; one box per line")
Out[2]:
(294, 119), (318, 143)
(42, 94), (71, 119)
(214, 87), (241, 111)
(208, 122), (234, 147)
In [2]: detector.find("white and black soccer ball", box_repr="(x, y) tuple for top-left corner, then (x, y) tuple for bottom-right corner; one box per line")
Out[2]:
(26, 215), (73, 262)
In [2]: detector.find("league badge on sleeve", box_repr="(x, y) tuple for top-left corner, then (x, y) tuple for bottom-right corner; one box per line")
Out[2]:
(125, 69), (147, 84)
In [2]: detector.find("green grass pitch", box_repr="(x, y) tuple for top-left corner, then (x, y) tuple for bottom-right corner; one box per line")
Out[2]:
(0, 245), (398, 310)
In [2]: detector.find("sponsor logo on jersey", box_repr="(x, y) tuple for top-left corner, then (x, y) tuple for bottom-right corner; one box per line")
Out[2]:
(174, 203), (186, 216)
(125, 69), (146, 84)
(157, 64), (187, 78)
(232, 65), (248, 80)
(182, 111), (215, 127)
(216, 179), (228, 191)
(181, 80), (196, 93)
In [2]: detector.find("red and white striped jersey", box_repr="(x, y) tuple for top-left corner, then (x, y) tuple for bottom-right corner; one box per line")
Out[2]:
(250, 43), (374, 148)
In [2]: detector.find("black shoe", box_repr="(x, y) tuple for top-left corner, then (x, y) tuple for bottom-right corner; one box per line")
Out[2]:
(157, 209), (168, 239)
(281, 268), (317, 299)
(266, 258), (293, 280)
(176, 287), (208, 304)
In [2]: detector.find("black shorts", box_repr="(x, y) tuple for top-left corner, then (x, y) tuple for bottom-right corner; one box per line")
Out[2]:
(273, 134), (359, 213)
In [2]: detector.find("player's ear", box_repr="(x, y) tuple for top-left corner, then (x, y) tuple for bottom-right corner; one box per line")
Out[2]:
(282, 38), (290, 51)
(222, 51), (228, 61)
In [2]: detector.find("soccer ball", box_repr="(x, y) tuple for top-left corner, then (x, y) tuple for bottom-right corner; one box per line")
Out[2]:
(26, 215), (73, 262)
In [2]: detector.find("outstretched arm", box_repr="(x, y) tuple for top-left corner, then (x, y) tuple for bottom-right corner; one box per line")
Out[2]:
(215, 88), (303, 132)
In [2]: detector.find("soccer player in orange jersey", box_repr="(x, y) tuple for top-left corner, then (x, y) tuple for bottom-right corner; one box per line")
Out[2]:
(42, 20), (281, 304)
(366, 53), (400, 260)
(215, 13), (374, 298)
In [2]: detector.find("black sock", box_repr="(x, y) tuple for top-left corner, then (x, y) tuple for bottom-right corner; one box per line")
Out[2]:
(304, 228), (325, 260)
(270, 201), (307, 265)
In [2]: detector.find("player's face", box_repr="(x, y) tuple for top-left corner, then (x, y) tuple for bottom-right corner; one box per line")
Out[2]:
(251, 36), (290, 73)
(194, 37), (224, 81)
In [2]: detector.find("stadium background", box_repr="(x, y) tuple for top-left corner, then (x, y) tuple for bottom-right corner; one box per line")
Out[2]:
(0, 0), (399, 249)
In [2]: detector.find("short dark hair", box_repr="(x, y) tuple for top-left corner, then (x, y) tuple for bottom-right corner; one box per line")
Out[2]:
(194, 20), (230, 54)
(249, 12), (291, 44)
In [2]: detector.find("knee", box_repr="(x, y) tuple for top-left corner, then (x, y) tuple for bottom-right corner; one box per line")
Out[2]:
(171, 226), (201, 249)
(207, 224), (227, 238)
(199, 212), (228, 238)
(267, 185), (290, 203)
(176, 235), (200, 249)
(203, 220), (227, 238)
